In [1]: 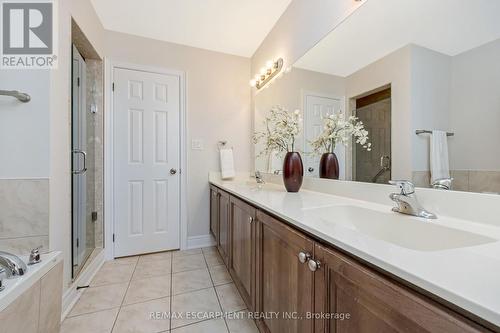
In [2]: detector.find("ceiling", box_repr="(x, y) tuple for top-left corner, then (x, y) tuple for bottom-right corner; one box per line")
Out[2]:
(295, 0), (500, 77)
(90, 0), (291, 57)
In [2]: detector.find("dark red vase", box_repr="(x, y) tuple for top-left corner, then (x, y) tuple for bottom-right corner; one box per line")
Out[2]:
(319, 153), (339, 179)
(283, 152), (304, 192)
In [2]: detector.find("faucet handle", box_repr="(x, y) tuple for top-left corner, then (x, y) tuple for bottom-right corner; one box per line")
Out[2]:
(28, 246), (42, 265)
(389, 180), (415, 195)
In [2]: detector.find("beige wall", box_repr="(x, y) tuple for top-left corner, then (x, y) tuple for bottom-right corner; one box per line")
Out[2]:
(250, 0), (366, 168)
(103, 31), (252, 240)
(410, 45), (451, 171)
(49, 1), (252, 290)
(449, 38), (500, 171)
(251, 0), (365, 73)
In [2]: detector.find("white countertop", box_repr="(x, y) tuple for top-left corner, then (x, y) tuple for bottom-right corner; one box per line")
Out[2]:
(210, 176), (500, 328)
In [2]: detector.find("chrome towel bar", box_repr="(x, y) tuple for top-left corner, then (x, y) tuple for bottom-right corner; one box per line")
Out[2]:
(415, 129), (454, 137)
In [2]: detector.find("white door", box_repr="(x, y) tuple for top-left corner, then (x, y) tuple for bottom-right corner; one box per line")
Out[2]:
(113, 67), (181, 257)
(304, 94), (343, 178)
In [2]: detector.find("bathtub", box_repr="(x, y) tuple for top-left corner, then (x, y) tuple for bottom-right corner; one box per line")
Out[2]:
(0, 251), (62, 312)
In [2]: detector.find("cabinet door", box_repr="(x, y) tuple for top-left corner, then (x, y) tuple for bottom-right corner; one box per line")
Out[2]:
(218, 190), (230, 265)
(314, 244), (489, 333)
(256, 211), (315, 333)
(209, 186), (219, 243)
(229, 196), (256, 311)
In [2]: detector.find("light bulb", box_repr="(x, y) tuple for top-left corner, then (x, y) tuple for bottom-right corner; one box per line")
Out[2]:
(254, 74), (260, 80)
(260, 67), (266, 75)
(249, 79), (256, 87)
(266, 60), (274, 70)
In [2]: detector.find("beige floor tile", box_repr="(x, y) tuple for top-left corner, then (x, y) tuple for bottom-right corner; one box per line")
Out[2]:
(132, 258), (171, 280)
(171, 318), (228, 332)
(216, 284), (246, 313)
(208, 265), (232, 286)
(123, 275), (171, 305)
(201, 246), (219, 254)
(171, 288), (221, 329)
(226, 310), (259, 333)
(113, 297), (170, 333)
(91, 263), (136, 286)
(138, 251), (173, 263)
(172, 268), (213, 295)
(172, 248), (202, 257)
(69, 283), (128, 317)
(204, 252), (224, 267)
(61, 308), (119, 333)
(172, 253), (207, 273)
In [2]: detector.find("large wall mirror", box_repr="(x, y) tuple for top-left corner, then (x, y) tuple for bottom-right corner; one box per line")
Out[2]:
(254, 0), (500, 194)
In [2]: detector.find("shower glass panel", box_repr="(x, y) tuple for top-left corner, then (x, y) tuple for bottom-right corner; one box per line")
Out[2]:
(71, 45), (96, 277)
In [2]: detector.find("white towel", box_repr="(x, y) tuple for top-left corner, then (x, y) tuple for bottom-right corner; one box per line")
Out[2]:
(220, 148), (235, 179)
(430, 130), (450, 182)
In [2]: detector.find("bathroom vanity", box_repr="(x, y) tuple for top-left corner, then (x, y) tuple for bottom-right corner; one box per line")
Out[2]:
(209, 178), (499, 332)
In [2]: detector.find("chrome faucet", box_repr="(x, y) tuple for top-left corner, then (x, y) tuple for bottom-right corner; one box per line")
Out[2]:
(0, 251), (28, 278)
(255, 171), (265, 184)
(389, 180), (437, 219)
(431, 177), (453, 190)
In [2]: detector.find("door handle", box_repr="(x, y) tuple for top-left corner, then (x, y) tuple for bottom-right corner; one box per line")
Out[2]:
(170, 168), (177, 175)
(72, 150), (87, 174)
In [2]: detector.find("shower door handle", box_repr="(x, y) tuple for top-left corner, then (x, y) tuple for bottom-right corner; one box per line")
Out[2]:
(72, 149), (87, 174)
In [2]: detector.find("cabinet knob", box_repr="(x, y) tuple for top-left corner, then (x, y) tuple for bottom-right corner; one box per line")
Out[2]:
(298, 251), (311, 264)
(248, 216), (253, 223)
(308, 167), (315, 173)
(308, 259), (321, 272)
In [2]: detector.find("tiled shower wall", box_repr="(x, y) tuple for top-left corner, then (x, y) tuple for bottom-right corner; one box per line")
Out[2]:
(0, 179), (49, 255)
(86, 59), (104, 249)
(413, 170), (500, 194)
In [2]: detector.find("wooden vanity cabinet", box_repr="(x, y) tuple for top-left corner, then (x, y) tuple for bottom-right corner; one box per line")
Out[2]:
(217, 190), (230, 265)
(209, 185), (219, 244)
(313, 244), (488, 333)
(209, 186), (493, 333)
(255, 210), (316, 333)
(228, 196), (256, 311)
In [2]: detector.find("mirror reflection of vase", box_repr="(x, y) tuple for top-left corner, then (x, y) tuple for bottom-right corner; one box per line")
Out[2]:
(283, 152), (304, 192)
(319, 153), (339, 180)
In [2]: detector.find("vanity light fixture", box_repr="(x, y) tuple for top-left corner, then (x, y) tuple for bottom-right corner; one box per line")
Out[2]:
(249, 58), (284, 89)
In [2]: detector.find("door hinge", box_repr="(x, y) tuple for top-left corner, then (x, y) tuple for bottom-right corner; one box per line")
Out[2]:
(112, 233), (115, 242)
(91, 211), (98, 221)
(77, 77), (80, 87)
(112, 82), (115, 91)
(76, 238), (79, 247)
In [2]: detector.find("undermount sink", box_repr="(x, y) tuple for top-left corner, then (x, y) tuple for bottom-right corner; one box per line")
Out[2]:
(303, 205), (496, 251)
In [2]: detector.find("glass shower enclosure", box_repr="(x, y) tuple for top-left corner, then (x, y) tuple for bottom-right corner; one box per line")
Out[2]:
(71, 44), (96, 277)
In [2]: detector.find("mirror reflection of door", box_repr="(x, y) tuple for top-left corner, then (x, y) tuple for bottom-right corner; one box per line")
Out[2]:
(304, 94), (343, 178)
(354, 88), (391, 184)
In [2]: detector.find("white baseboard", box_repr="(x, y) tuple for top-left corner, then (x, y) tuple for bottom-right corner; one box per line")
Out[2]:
(186, 234), (215, 249)
(61, 249), (105, 320)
